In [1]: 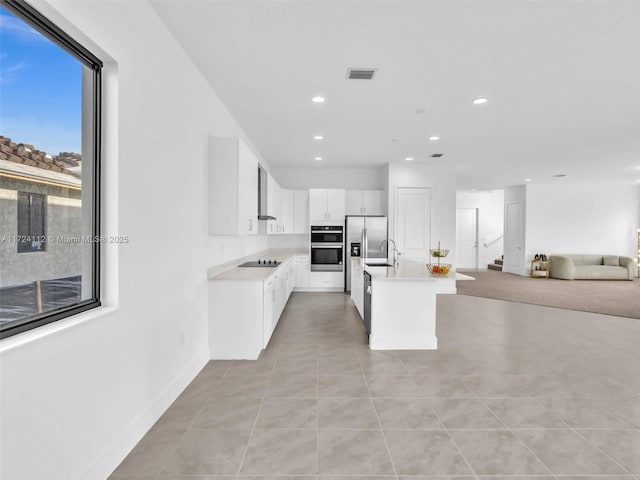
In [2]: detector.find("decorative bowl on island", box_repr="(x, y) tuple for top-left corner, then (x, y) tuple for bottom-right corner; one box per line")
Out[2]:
(427, 263), (452, 274)
(430, 249), (449, 258)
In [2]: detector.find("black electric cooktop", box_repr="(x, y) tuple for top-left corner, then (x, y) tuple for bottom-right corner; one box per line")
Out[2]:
(238, 260), (282, 267)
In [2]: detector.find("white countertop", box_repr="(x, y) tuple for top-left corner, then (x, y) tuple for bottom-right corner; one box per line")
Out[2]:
(208, 250), (308, 281)
(360, 257), (473, 281)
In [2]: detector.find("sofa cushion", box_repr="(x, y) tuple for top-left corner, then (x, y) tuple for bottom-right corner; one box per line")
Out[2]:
(571, 255), (605, 266)
(603, 255), (619, 266)
(574, 265), (628, 280)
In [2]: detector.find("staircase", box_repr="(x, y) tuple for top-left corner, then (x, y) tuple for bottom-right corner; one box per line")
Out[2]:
(488, 255), (503, 271)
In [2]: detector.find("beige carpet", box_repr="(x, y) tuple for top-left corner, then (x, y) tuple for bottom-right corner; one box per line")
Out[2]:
(456, 269), (640, 319)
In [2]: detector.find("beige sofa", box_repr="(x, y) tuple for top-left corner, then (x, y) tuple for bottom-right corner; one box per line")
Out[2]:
(549, 255), (635, 280)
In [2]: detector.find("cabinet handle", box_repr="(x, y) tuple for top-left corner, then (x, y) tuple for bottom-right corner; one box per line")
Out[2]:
(249, 219), (253, 231)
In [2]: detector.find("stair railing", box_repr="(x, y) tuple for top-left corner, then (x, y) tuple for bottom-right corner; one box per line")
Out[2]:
(483, 233), (503, 248)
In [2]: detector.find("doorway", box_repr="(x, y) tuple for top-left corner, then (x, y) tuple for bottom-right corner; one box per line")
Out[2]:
(456, 208), (478, 269)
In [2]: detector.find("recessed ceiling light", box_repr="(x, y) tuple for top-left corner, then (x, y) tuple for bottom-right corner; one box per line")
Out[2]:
(405, 157), (414, 161)
(312, 96), (325, 103)
(313, 135), (324, 140)
(314, 157), (323, 161)
(429, 136), (440, 141)
(525, 178), (532, 182)
(472, 97), (488, 105)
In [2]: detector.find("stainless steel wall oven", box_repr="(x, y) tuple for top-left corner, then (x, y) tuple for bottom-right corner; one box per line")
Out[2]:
(310, 225), (344, 272)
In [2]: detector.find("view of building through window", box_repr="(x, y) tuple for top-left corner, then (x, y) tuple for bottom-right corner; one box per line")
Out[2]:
(0, 4), (101, 336)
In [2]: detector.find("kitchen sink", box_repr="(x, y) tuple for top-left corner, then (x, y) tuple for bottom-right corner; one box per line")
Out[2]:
(365, 263), (394, 267)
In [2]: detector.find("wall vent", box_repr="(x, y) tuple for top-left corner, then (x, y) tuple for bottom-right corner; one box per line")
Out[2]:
(431, 153), (444, 158)
(347, 68), (377, 80)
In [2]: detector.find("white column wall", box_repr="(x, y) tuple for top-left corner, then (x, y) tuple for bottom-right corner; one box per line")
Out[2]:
(0, 1), (270, 479)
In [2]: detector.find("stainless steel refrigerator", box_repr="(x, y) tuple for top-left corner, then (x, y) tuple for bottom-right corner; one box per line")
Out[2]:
(344, 215), (388, 293)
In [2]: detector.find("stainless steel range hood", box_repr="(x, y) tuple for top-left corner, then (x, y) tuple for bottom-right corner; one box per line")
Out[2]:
(258, 164), (276, 220)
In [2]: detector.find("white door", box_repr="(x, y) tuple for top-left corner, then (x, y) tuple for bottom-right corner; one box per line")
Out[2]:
(505, 201), (524, 273)
(396, 187), (431, 259)
(456, 208), (478, 269)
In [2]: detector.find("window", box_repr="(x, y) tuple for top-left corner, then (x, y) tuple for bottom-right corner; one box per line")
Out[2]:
(17, 192), (47, 253)
(0, 0), (102, 338)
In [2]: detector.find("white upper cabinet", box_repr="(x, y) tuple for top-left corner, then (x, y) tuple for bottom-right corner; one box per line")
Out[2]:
(208, 137), (258, 235)
(293, 190), (309, 233)
(345, 190), (385, 216)
(279, 189), (295, 234)
(310, 188), (345, 223)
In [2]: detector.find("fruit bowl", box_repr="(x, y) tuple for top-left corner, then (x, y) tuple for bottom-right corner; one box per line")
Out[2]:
(427, 263), (452, 274)
(430, 249), (449, 258)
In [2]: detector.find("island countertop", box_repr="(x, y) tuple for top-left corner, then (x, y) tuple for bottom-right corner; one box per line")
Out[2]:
(360, 257), (472, 281)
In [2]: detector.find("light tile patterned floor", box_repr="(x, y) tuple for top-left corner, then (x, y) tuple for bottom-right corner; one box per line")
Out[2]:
(110, 292), (640, 480)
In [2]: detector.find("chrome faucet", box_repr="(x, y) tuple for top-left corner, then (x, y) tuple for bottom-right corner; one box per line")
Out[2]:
(381, 239), (401, 268)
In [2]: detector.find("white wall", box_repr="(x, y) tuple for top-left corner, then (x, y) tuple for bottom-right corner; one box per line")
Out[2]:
(456, 190), (504, 268)
(387, 162), (457, 264)
(274, 167), (386, 190)
(525, 183), (640, 261)
(0, 1), (270, 479)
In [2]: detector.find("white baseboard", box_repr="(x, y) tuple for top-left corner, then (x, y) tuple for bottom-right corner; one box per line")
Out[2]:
(294, 287), (344, 292)
(211, 351), (260, 360)
(369, 335), (438, 350)
(81, 345), (210, 480)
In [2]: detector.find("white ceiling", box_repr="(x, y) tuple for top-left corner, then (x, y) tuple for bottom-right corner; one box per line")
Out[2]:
(150, 0), (640, 189)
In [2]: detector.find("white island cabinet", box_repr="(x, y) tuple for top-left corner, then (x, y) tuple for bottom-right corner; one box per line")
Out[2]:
(356, 258), (463, 350)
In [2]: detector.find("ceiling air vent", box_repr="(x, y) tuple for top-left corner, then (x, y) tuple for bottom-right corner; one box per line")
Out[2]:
(431, 153), (444, 158)
(347, 68), (377, 80)
(552, 174), (567, 178)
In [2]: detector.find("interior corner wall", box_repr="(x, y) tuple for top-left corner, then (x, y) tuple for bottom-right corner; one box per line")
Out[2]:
(525, 183), (640, 262)
(0, 1), (269, 479)
(387, 162), (457, 263)
(456, 190), (504, 268)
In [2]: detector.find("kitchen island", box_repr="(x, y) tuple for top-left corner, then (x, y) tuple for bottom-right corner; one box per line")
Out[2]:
(354, 257), (472, 350)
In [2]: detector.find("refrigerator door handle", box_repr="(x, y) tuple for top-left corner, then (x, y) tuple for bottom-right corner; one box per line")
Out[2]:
(362, 227), (367, 260)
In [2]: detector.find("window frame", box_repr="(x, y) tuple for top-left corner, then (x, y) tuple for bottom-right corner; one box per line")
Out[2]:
(0, 0), (103, 339)
(17, 191), (47, 253)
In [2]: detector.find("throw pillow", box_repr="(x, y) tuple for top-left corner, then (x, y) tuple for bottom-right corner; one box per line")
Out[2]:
(603, 255), (619, 266)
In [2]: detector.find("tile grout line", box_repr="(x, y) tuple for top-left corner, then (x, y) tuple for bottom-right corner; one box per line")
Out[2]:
(153, 360), (234, 478)
(570, 426), (635, 476)
(355, 349), (400, 480)
(234, 348), (279, 478)
(467, 390), (556, 476)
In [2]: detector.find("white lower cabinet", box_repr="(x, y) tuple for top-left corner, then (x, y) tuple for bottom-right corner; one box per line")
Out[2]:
(263, 275), (277, 346)
(294, 255), (310, 289)
(309, 271), (344, 289)
(210, 257), (298, 360)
